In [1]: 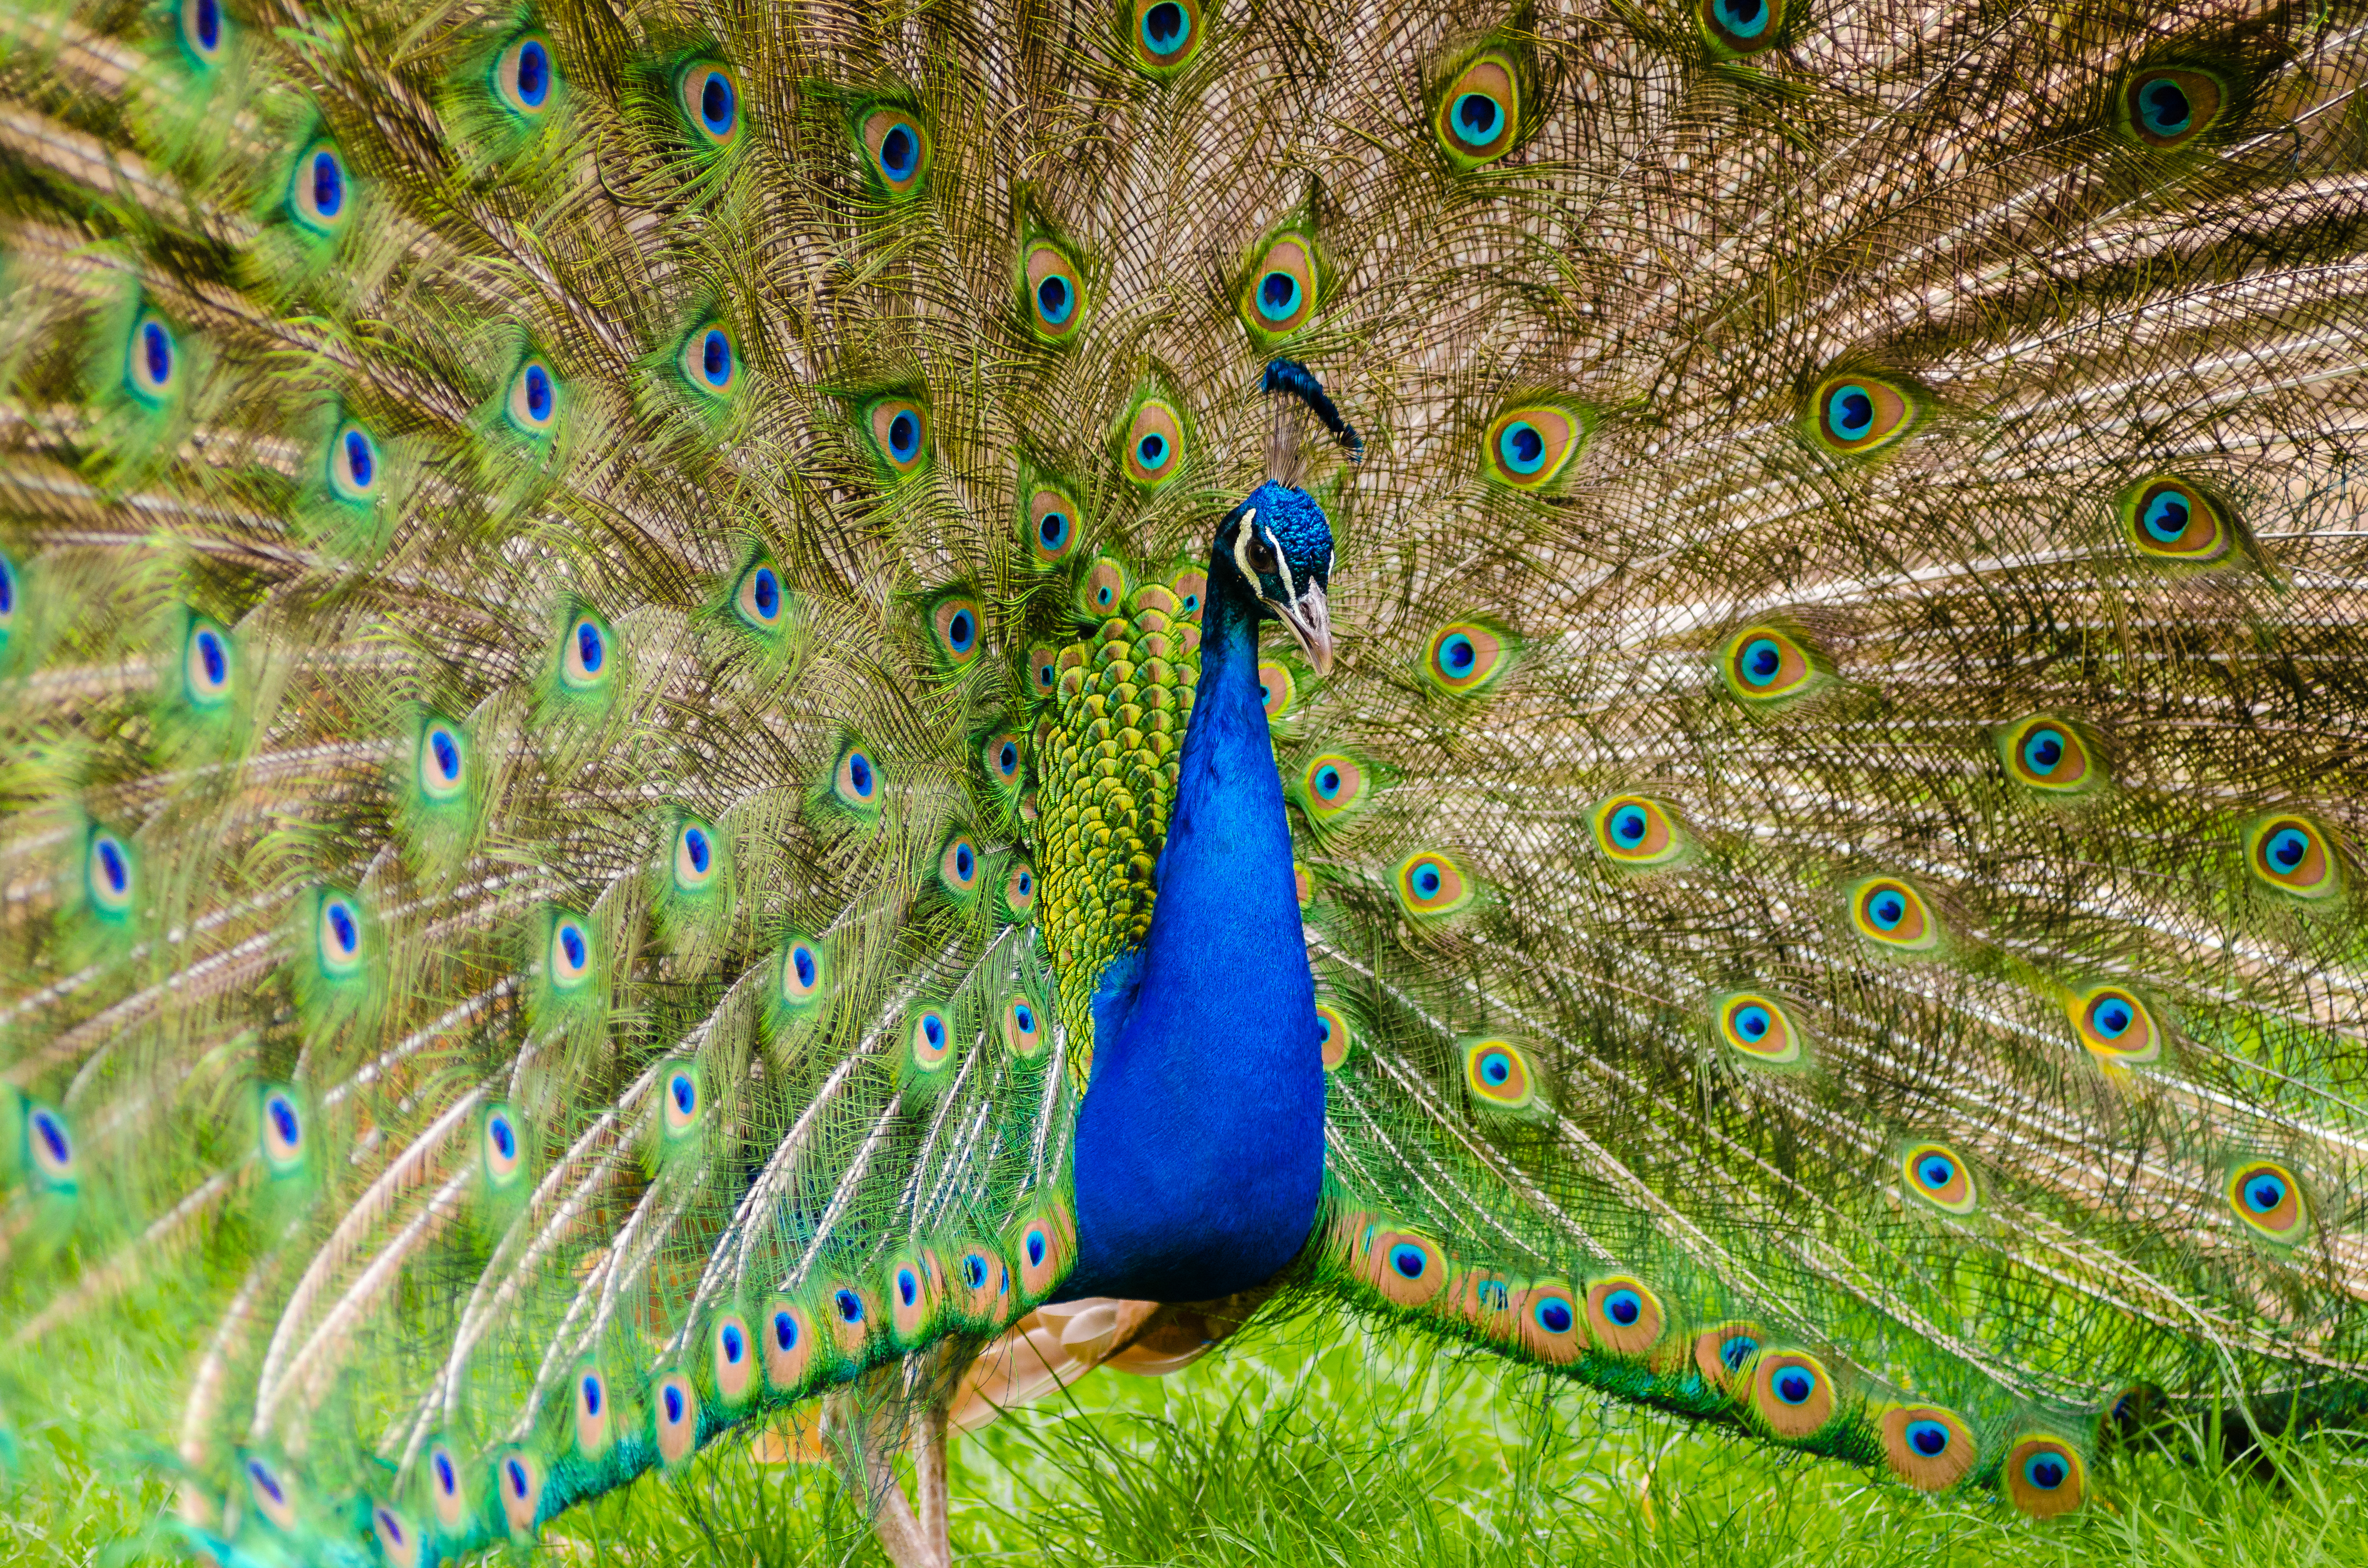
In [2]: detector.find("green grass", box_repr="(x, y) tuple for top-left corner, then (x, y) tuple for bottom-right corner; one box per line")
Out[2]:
(11, 1308), (2368, 1566)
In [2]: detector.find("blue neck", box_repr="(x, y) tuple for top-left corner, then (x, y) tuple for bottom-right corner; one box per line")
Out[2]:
(1061, 548), (1327, 1302)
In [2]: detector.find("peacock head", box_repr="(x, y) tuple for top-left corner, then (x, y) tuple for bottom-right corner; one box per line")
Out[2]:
(1218, 481), (1334, 675)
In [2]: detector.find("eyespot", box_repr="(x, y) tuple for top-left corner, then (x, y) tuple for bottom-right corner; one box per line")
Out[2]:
(2120, 477), (2232, 563)
(2004, 1436), (2084, 1517)
(2068, 984), (2160, 1064)
(1299, 754), (1371, 823)
(706, 1313), (754, 1404)
(734, 559), (786, 630)
(859, 108), (929, 195)
(325, 420), (380, 504)
(2121, 67), (2225, 150)
(1591, 795), (1683, 866)
(654, 1372), (698, 1465)
(1508, 1282), (1580, 1362)
(1715, 992), (1804, 1066)
(285, 139), (352, 236)
(1359, 1227), (1449, 1306)
(1024, 488), (1080, 567)
(427, 1443), (467, 1531)
(315, 891), (364, 978)
(245, 1455), (298, 1531)
(2226, 1159), (2307, 1246)
(125, 309), (178, 405)
(833, 744), (881, 812)
(1000, 993), (1044, 1058)
(24, 1102), (76, 1190)
(506, 357), (559, 433)
(85, 828), (135, 918)
(373, 1502), (421, 1568)
(558, 613), (609, 691)
(1000, 860), (1036, 919)
(2000, 715), (2097, 792)
(938, 834), (982, 897)
(1170, 567), (1206, 619)
(761, 1299), (815, 1392)
(416, 717), (467, 803)
(930, 595), (983, 667)
(571, 1365), (611, 1457)
(2246, 814), (2340, 899)
(1022, 243), (1085, 339)
(259, 1088), (305, 1173)
(1583, 1276), (1665, 1357)
(676, 60), (740, 147)
(178, 0), (227, 66)
(680, 322), (738, 397)
(888, 1257), (933, 1340)
(908, 1006), (954, 1071)
(660, 1065), (703, 1139)
(1899, 1140), (1977, 1214)
(671, 819), (719, 894)
(1719, 624), (1819, 702)
(867, 397), (929, 478)
(482, 1104), (525, 1187)
(1257, 661), (1295, 722)
(1481, 405), (1583, 490)
(1690, 1320), (1766, 1390)
(1463, 1037), (1542, 1112)
(1075, 559), (1131, 623)
(1747, 1349), (1835, 1438)
(1851, 877), (1937, 950)
(1879, 1406), (1977, 1491)
(491, 33), (555, 117)
(777, 937), (827, 1007)
(1012, 1202), (1073, 1300)
(0, 551), (17, 647)
(1699, 0), (1784, 53)
(1122, 399), (1185, 487)
(1808, 374), (1916, 455)
(183, 616), (233, 707)
(1315, 1001), (1352, 1071)
(547, 914), (594, 991)
(1394, 850), (1474, 919)
(983, 731), (1024, 790)
(1436, 52), (1520, 165)
(1422, 622), (1512, 696)
(1241, 232), (1317, 337)
(1126, 0), (1203, 72)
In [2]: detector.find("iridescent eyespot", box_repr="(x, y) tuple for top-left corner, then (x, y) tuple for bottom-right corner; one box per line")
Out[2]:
(1315, 1001), (1352, 1070)
(2226, 1158), (2308, 1246)
(676, 60), (740, 146)
(1299, 753), (1371, 823)
(2000, 715), (2097, 793)
(315, 891), (364, 978)
(1126, 0), (1203, 73)
(287, 140), (351, 235)
(2245, 814), (2340, 899)
(908, 1006), (954, 1071)
(482, 1103), (526, 1187)
(710, 1313), (755, 1405)
(1699, 0), (1784, 54)
(1749, 1349), (1835, 1438)
(1436, 51), (1521, 166)
(734, 559), (785, 631)
(1241, 231), (1317, 338)
(938, 834), (982, 897)
(1807, 372), (1916, 456)
(1591, 795), (1683, 866)
(24, 1102), (75, 1190)
(930, 594), (983, 666)
(983, 731), (1024, 788)
(417, 717), (467, 803)
(762, 1299), (815, 1391)
(999, 860), (1035, 919)
(0, 551), (17, 648)
(2068, 984), (2160, 1064)
(662, 1063), (703, 1136)
(832, 745), (881, 812)
(1718, 624), (1819, 702)
(2120, 477), (2232, 563)
(1691, 1320), (1766, 1390)
(653, 1372), (698, 1465)
(1481, 405), (1583, 490)
(125, 308), (177, 405)
(1022, 243), (1085, 340)
(573, 1366), (612, 1456)
(183, 616), (234, 706)
(1584, 1276), (1665, 1357)
(1851, 876), (1937, 950)
(680, 323), (738, 397)
(1001, 993), (1044, 1058)
(327, 421), (379, 504)
(1462, 1037), (1543, 1113)
(1899, 1140), (1977, 1214)
(1394, 850), (1474, 919)
(860, 108), (928, 195)
(1024, 488), (1080, 566)
(245, 1455), (298, 1531)
(777, 936), (826, 1006)
(1361, 1227), (1448, 1307)
(506, 357), (559, 434)
(2120, 67), (2225, 150)
(373, 1502), (421, 1568)
(1422, 621), (1513, 696)
(1257, 661), (1295, 722)
(2004, 1436), (2084, 1518)
(259, 1087), (305, 1173)
(1012, 1202), (1073, 1300)
(492, 33), (556, 117)
(1716, 992), (1804, 1066)
(500, 1451), (545, 1537)
(179, 0), (226, 66)
(1122, 399), (1185, 487)
(1028, 644), (1059, 696)
(427, 1444), (467, 1530)
(86, 828), (135, 918)
(547, 914), (594, 990)
(1079, 557), (1131, 620)
(1880, 1406), (1977, 1491)
(672, 819), (719, 893)
(1170, 567), (1206, 619)
(867, 397), (929, 478)
(558, 613), (609, 691)
(1518, 1282), (1582, 1363)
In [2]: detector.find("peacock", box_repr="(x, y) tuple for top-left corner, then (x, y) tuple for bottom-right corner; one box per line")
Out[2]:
(5, 0), (2368, 1558)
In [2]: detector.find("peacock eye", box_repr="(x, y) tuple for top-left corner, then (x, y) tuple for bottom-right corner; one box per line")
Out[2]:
(676, 60), (740, 147)
(1122, 399), (1185, 487)
(288, 139), (352, 235)
(1435, 51), (1522, 165)
(2120, 67), (2225, 150)
(179, 0), (227, 65)
(1699, 0), (1785, 53)
(866, 397), (930, 478)
(492, 32), (557, 118)
(1481, 404), (1586, 489)
(860, 108), (929, 195)
(2120, 477), (2232, 564)
(1241, 232), (1318, 337)
(1022, 243), (1085, 339)
(1807, 372), (1917, 455)
(1125, 0), (1203, 73)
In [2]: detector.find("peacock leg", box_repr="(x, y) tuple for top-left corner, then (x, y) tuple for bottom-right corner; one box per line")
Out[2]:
(831, 1341), (978, 1568)
(913, 1338), (978, 1566)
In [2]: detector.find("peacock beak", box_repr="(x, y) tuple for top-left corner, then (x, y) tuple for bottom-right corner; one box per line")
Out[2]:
(1274, 583), (1333, 677)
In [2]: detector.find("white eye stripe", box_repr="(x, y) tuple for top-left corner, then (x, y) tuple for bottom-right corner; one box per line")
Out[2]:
(1263, 527), (1295, 604)
(1229, 506), (1261, 586)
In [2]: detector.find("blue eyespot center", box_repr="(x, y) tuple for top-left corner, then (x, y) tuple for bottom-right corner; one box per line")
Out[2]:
(2269, 828), (2309, 870)
(248, 1458), (285, 1504)
(434, 1454), (456, 1494)
(1907, 1419), (1950, 1457)
(1499, 421), (1545, 473)
(2142, 80), (2191, 135)
(194, 0), (220, 49)
(1316, 767), (1341, 797)
(1015, 1004), (1035, 1030)
(1918, 1154), (1954, 1189)
(1720, 1335), (1757, 1371)
(1027, 1229), (1046, 1265)
(880, 125), (917, 179)
(196, 629), (226, 685)
(1714, 0), (1768, 37)
(836, 1288), (863, 1322)
(1442, 633), (1476, 672)
(898, 1269), (917, 1305)
(1258, 271), (1301, 321)
(515, 40), (549, 104)
(490, 1116), (516, 1158)
(525, 364), (552, 422)
(327, 901), (358, 953)
(506, 1459), (529, 1496)
(1452, 91), (1503, 145)
(1830, 387), (1874, 440)
(1537, 1298), (1573, 1334)
(773, 1311), (796, 1349)
(684, 827), (710, 873)
(922, 1015), (944, 1047)
(663, 1385), (684, 1422)
(1612, 806), (1646, 844)
(580, 1375), (602, 1416)
(2023, 729), (2064, 772)
(1036, 275), (1071, 323)
(2144, 492), (2190, 540)
(701, 329), (730, 385)
(792, 946), (816, 987)
(32, 1110), (70, 1164)
(558, 924), (587, 969)
(1416, 868), (1441, 896)
(97, 837), (129, 894)
(312, 151), (343, 217)
(2024, 1453), (2067, 1490)
(1741, 638), (1780, 682)
(1136, 432), (1169, 469)
(1870, 893), (1905, 929)
(947, 610), (974, 650)
(1774, 1368), (1813, 1404)
(848, 753), (873, 795)
(700, 73), (734, 135)
(143, 320), (173, 385)
(343, 429), (374, 488)
(378, 1509), (405, 1544)
(1605, 1289), (1640, 1326)
(1390, 1243), (1428, 1280)
(962, 1254), (987, 1288)
(671, 1074), (694, 1114)
(2092, 998), (2132, 1037)
(430, 728), (461, 780)
(1480, 1051), (1511, 1086)
(998, 742), (1019, 774)
(751, 567), (779, 618)
(1734, 1005), (1770, 1041)
(1140, 1), (1189, 55)
(954, 844), (974, 879)
(888, 412), (920, 462)
(1038, 511), (1069, 548)
(2246, 1176), (2286, 1213)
